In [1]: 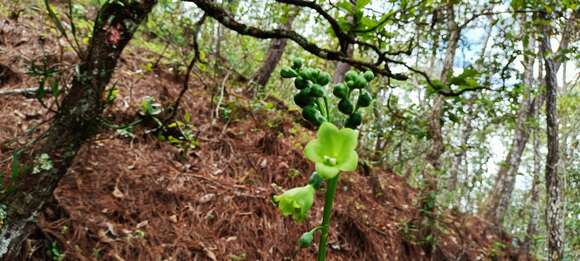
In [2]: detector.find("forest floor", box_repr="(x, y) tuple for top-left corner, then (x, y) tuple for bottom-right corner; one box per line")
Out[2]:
(0, 8), (523, 261)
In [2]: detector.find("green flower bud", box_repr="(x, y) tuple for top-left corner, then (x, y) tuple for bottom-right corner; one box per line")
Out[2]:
(310, 84), (325, 98)
(357, 90), (372, 108)
(273, 184), (316, 222)
(338, 99), (354, 115)
(353, 75), (368, 89)
(301, 68), (318, 81)
(292, 58), (303, 70)
(363, 70), (375, 81)
(298, 68), (309, 80)
(333, 83), (348, 99)
(346, 80), (355, 89)
(299, 230), (315, 248)
(308, 172), (323, 189)
(344, 70), (358, 82)
(317, 72), (331, 85)
(281, 67), (298, 78)
(294, 92), (314, 108)
(302, 105), (319, 122)
(301, 86), (312, 96)
(345, 112), (362, 129)
(294, 76), (309, 89)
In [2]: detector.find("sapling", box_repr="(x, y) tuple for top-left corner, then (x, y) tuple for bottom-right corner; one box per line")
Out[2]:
(274, 58), (374, 260)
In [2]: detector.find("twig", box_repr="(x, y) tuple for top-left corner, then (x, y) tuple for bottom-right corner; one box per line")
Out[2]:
(0, 88), (39, 96)
(212, 71), (231, 125)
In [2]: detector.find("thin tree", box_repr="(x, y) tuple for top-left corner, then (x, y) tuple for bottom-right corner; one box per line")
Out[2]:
(483, 11), (574, 226)
(418, 0), (459, 252)
(539, 11), (564, 261)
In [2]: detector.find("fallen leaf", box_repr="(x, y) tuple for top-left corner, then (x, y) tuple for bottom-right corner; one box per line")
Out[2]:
(198, 193), (215, 204)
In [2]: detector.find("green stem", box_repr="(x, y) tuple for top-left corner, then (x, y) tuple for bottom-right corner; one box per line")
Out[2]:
(317, 175), (339, 261)
(315, 99), (324, 114)
(323, 96), (331, 121)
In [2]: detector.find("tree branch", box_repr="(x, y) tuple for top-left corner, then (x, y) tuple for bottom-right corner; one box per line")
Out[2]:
(182, 0), (408, 80)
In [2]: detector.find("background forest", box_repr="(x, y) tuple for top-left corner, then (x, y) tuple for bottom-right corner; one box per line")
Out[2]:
(0, 0), (578, 260)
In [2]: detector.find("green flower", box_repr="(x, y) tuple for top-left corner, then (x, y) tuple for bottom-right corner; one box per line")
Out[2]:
(304, 122), (358, 179)
(273, 185), (316, 222)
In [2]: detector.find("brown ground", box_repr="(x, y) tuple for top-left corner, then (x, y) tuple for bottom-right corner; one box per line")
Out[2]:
(0, 6), (522, 261)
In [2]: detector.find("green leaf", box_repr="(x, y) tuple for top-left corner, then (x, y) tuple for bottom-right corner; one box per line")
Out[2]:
(50, 81), (60, 97)
(355, 0), (371, 11)
(11, 151), (20, 181)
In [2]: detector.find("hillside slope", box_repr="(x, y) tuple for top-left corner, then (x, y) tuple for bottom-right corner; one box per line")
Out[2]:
(0, 8), (521, 261)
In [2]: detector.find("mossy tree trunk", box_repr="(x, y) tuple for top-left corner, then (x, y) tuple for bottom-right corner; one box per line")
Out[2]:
(0, 1), (157, 258)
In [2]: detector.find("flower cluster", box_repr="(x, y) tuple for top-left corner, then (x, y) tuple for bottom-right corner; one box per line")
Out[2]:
(273, 122), (359, 220)
(275, 62), (374, 259)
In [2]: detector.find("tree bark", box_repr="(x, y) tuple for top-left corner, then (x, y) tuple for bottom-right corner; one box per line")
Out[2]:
(540, 12), (564, 261)
(332, 44), (354, 83)
(252, 10), (299, 88)
(0, 1), (156, 258)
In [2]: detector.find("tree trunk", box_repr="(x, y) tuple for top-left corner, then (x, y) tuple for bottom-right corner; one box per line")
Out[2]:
(540, 13), (564, 261)
(519, 103), (542, 260)
(0, 1), (156, 258)
(448, 102), (474, 193)
(423, 0), (458, 198)
(448, 15), (493, 196)
(332, 45), (354, 83)
(252, 10), (299, 88)
(418, 1), (459, 253)
(483, 22), (536, 224)
(483, 11), (573, 225)
(332, 0), (357, 84)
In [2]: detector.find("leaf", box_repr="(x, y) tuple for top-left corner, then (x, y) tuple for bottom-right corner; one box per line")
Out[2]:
(336, 1), (353, 13)
(11, 151), (20, 181)
(355, 0), (371, 11)
(50, 80), (60, 97)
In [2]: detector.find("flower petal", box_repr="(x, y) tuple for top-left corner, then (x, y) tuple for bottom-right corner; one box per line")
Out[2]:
(337, 150), (358, 172)
(335, 128), (358, 162)
(304, 140), (323, 163)
(316, 122), (339, 156)
(273, 185), (315, 222)
(316, 162), (340, 179)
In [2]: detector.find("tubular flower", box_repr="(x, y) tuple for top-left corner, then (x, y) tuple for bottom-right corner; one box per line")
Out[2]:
(304, 122), (358, 179)
(273, 184), (316, 222)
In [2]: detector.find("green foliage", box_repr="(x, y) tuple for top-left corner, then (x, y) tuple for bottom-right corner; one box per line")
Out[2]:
(49, 241), (65, 261)
(32, 153), (53, 175)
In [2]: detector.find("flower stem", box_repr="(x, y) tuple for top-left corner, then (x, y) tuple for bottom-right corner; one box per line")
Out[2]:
(317, 175), (339, 261)
(323, 97), (330, 121)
